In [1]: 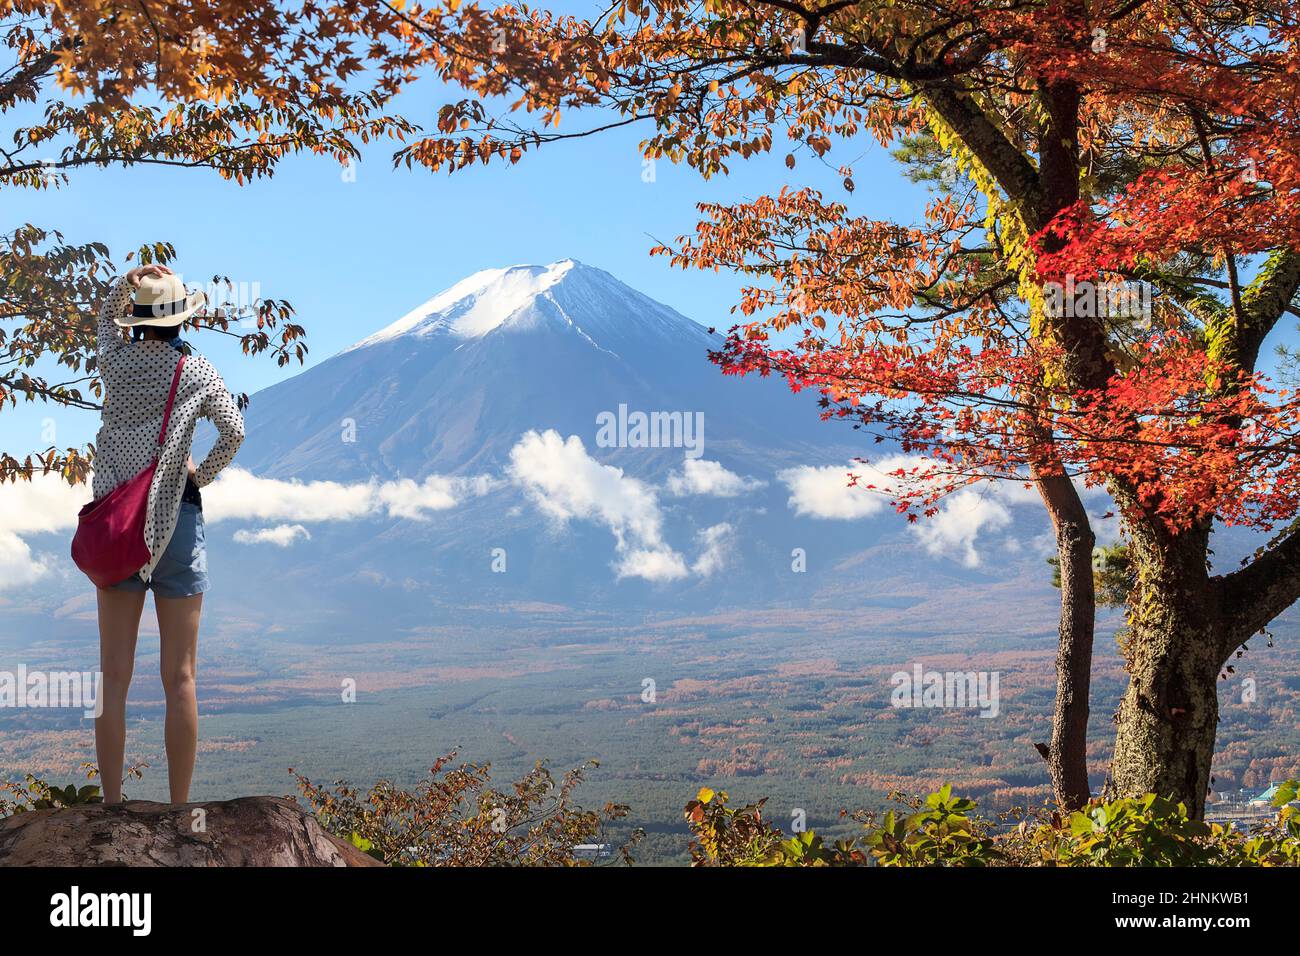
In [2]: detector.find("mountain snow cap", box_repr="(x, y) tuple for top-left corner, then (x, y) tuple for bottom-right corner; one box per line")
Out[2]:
(347, 258), (709, 353)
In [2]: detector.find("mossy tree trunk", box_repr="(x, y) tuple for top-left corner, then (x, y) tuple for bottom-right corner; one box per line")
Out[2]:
(1110, 522), (1226, 816)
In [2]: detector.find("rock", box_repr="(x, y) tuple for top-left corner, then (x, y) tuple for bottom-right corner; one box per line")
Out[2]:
(0, 795), (382, 867)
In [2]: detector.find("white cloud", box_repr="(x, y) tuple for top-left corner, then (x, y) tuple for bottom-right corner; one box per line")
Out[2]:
(507, 429), (693, 582)
(0, 530), (52, 588)
(0, 477), (85, 590)
(202, 470), (373, 523)
(0, 467), (492, 591)
(375, 474), (495, 520)
(913, 488), (1013, 568)
(203, 468), (494, 523)
(774, 457), (920, 520)
(233, 524), (312, 547)
(0, 474), (85, 536)
(779, 458), (1057, 567)
(691, 522), (734, 576)
(618, 548), (689, 582)
(666, 459), (764, 498)
(507, 430), (664, 547)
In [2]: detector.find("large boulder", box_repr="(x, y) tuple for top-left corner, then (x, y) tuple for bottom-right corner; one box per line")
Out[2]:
(0, 795), (381, 867)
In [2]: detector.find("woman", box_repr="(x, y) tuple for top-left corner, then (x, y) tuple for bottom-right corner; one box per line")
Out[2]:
(93, 263), (245, 805)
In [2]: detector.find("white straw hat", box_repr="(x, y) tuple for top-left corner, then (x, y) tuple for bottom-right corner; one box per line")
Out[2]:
(116, 273), (207, 328)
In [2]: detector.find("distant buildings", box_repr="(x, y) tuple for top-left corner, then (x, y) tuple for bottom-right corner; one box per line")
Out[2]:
(1205, 780), (1298, 826)
(1209, 782), (1290, 807)
(1249, 784), (1283, 807)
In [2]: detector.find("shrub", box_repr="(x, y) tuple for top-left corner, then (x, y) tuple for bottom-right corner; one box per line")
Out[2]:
(0, 762), (146, 816)
(292, 753), (642, 866)
(1, 775), (101, 814)
(862, 785), (1001, 866)
(685, 782), (1300, 867)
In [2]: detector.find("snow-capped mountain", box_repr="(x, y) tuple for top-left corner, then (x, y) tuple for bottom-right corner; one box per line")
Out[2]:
(346, 259), (700, 350)
(236, 259), (841, 481)
(188, 260), (1057, 630)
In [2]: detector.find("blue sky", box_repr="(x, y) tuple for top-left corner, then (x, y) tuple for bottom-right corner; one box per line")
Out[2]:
(2, 89), (927, 454)
(5, 56), (1293, 460)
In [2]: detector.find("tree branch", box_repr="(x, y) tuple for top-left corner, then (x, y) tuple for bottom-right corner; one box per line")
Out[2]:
(1218, 521), (1300, 654)
(910, 84), (1045, 220)
(1235, 248), (1300, 371)
(0, 49), (57, 108)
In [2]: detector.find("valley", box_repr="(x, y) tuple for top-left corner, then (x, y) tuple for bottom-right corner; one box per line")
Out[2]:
(4, 598), (1297, 864)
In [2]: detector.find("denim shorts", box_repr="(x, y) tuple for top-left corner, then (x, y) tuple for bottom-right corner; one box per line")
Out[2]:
(111, 501), (209, 599)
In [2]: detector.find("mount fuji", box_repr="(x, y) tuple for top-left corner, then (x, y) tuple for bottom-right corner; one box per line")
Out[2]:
(236, 259), (841, 481)
(188, 259), (1058, 634)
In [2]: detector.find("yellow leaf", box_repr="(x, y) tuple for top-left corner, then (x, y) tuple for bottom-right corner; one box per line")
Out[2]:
(697, 786), (715, 804)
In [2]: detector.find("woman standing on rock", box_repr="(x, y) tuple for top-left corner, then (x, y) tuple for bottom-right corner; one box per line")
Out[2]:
(89, 263), (244, 805)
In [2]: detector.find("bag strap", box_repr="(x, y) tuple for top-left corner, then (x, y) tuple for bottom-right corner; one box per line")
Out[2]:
(157, 354), (186, 449)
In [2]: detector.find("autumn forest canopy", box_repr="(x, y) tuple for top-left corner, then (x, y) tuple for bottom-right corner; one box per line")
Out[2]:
(4, 0), (1300, 820)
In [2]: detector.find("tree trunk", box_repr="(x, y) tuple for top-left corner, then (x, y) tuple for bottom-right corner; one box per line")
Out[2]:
(1036, 471), (1096, 810)
(1110, 526), (1224, 817)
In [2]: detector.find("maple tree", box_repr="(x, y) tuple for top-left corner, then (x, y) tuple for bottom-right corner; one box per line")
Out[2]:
(0, 0), (422, 482)
(388, 0), (1300, 814)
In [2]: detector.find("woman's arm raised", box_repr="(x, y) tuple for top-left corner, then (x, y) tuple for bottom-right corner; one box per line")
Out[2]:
(97, 264), (173, 366)
(95, 277), (133, 367)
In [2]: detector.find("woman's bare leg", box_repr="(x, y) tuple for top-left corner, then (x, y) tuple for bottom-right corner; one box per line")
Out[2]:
(95, 587), (145, 804)
(157, 593), (202, 804)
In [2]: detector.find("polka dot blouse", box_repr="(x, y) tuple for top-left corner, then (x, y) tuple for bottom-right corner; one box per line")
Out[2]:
(93, 276), (245, 583)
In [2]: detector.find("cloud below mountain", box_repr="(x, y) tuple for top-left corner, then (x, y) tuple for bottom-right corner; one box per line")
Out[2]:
(506, 429), (693, 581)
(0, 435), (1077, 593)
(203, 469), (495, 525)
(0, 477), (84, 589)
(778, 458), (1054, 567)
(691, 522), (734, 576)
(0, 530), (51, 589)
(913, 488), (1014, 568)
(666, 459), (765, 498)
(778, 461), (895, 520)
(0, 467), (496, 586)
(232, 524), (312, 547)
(0, 444), (749, 589)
